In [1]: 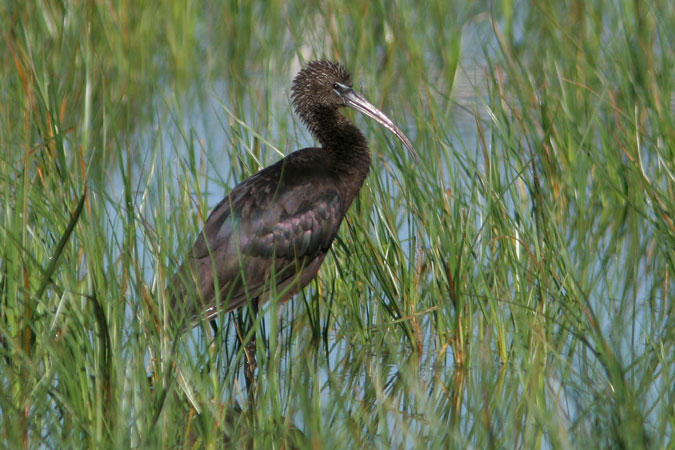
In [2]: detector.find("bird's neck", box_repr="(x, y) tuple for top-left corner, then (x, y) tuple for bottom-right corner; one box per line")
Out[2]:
(307, 107), (371, 167)
(307, 108), (371, 205)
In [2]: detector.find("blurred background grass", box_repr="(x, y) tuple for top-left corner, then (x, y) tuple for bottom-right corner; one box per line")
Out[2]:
(1, 0), (673, 447)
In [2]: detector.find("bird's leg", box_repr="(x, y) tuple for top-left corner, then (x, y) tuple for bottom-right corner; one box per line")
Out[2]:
(209, 319), (218, 337)
(243, 298), (259, 401)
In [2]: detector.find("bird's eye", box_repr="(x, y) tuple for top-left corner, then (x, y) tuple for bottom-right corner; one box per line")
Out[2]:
(332, 83), (340, 90)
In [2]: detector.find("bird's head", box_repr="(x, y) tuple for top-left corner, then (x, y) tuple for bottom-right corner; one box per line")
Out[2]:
(291, 60), (419, 162)
(291, 60), (353, 113)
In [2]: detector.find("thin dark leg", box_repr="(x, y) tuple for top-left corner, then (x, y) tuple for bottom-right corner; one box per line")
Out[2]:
(243, 298), (259, 399)
(210, 319), (219, 337)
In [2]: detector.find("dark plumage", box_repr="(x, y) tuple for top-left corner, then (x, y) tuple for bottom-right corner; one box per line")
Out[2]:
(169, 60), (417, 328)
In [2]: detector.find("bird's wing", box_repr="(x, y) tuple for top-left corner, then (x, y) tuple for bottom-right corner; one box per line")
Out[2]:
(170, 156), (344, 321)
(195, 163), (342, 260)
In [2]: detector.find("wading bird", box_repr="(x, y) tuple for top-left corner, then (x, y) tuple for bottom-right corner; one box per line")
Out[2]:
(169, 60), (417, 329)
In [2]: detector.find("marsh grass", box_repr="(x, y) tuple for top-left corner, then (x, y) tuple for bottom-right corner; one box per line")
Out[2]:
(1, 0), (673, 447)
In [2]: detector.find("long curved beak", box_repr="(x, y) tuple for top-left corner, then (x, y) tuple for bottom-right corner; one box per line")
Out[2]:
(340, 88), (419, 163)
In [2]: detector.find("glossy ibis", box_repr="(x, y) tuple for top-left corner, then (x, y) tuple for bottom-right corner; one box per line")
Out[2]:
(169, 60), (417, 329)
